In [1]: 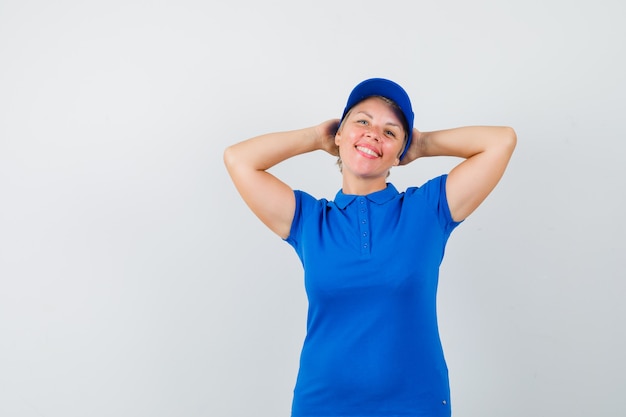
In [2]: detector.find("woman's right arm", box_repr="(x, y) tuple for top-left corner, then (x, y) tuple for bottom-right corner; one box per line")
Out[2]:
(223, 120), (339, 239)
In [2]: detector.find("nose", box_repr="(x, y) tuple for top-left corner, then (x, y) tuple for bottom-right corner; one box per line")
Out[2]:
(365, 126), (382, 141)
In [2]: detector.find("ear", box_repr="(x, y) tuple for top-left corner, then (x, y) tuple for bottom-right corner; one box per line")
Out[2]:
(335, 130), (341, 147)
(393, 157), (400, 166)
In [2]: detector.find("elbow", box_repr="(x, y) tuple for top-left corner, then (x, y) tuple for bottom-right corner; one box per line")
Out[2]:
(223, 145), (245, 178)
(506, 126), (517, 145)
(502, 126), (517, 153)
(223, 144), (237, 171)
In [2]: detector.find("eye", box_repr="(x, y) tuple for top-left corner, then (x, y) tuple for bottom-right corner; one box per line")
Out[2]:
(385, 130), (396, 138)
(357, 119), (368, 125)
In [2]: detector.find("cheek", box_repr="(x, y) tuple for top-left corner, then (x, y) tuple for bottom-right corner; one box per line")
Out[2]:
(384, 141), (403, 156)
(336, 129), (356, 147)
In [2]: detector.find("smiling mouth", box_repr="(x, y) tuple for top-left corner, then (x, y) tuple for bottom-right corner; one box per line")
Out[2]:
(356, 145), (380, 157)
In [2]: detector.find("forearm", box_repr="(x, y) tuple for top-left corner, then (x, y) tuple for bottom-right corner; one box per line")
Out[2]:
(418, 126), (516, 159)
(224, 126), (323, 172)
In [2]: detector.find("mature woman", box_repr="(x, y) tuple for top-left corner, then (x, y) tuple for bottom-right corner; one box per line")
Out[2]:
(224, 78), (516, 417)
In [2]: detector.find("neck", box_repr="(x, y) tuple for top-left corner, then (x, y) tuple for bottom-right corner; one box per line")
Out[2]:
(341, 174), (388, 195)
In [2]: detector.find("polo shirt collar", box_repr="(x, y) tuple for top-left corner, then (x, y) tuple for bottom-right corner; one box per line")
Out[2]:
(333, 183), (399, 209)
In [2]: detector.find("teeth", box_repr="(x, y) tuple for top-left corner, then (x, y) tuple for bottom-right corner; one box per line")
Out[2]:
(356, 146), (379, 157)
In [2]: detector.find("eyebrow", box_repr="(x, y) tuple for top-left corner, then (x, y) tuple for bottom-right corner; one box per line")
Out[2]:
(354, 111), (402, 128)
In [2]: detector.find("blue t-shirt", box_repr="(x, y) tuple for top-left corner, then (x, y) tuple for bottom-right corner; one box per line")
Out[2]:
(285, 175), (461, 417)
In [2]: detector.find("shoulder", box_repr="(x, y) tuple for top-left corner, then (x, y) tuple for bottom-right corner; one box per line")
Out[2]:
(285, 190), (332, 247)
(403, 175), (448, 199)
(294, 189), (329, 206)
(293, 190), (333, 220)
(402, 175), (461, 231)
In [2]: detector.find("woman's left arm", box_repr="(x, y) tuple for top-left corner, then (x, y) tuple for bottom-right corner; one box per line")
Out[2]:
(404, 126), (517, 222)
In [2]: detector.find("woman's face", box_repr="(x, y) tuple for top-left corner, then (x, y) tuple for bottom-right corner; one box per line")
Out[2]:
(335, 96), (406, 181)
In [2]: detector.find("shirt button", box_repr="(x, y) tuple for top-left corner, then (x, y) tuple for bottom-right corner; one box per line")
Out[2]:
(442, 400), (447, 405)
(362, 232), (367, 237)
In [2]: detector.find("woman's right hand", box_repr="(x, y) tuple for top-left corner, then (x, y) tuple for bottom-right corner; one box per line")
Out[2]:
(315, 119), (340, 156)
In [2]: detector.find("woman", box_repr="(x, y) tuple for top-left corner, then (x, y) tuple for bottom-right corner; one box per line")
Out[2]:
(223, 78), (516, 417)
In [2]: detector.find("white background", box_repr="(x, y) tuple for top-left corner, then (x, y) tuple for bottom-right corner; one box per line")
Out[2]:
(1, 1), (624, 416)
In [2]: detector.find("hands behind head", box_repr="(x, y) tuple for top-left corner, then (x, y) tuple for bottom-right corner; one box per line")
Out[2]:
(398, 127), (423, 166)
(316, 119), (341, 157)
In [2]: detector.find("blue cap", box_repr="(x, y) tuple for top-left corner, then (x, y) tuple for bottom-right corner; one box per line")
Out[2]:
(340, 78), (414, 160)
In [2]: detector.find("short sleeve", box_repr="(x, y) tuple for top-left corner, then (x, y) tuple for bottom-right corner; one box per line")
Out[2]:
(284, 190), (318, 252)
(411, 175), (462, 235)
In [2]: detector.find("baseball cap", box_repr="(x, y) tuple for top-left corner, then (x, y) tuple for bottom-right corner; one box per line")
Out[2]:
(340, 78), (414, 160)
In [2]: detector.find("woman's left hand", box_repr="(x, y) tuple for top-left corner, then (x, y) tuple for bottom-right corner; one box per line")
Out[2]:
(398, 127), (424, 165)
